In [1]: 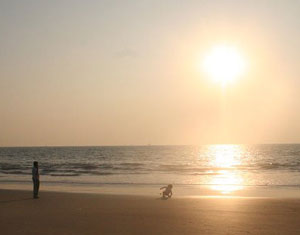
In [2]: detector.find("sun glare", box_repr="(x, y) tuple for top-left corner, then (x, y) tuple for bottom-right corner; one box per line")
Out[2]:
(207, 145), (244, 194)
(202, 45), (246, 86)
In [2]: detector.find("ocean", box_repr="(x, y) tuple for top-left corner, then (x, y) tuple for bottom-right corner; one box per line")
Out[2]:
(1, 144), (300, 197)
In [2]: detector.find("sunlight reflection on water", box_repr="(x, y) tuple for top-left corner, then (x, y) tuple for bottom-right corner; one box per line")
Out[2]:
(206, 145), (244, 194)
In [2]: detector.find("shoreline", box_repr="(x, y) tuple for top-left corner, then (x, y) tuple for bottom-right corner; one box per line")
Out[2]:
(1, 182), (300, 198)
(1, 189), (300, 234)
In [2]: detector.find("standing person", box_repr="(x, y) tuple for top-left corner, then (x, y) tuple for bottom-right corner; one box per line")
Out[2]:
(32, 161), (40, 199)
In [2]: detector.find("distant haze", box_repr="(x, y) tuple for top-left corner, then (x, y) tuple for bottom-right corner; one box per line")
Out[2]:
(1, 0), (300, 146)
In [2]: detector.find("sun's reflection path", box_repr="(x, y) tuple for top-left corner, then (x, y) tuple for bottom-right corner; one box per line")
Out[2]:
(207, 145), (245, 194)
(210, 170), (244, 194)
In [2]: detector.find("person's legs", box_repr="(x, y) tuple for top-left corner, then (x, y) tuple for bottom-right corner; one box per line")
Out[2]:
(33, 179), (39, 198)
(36, 179), (40, 197)
(33, 179), (36, 198)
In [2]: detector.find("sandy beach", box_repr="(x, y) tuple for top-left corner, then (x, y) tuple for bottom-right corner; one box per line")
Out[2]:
(1, 190), (300, 234)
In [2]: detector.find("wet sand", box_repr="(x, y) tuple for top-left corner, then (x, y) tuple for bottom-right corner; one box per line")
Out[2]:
(1, 189), (300, 234)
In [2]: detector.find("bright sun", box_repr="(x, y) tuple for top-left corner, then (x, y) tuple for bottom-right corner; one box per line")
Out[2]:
(203, 45), (246, 86)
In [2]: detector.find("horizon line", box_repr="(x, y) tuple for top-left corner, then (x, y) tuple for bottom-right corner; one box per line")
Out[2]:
(1, 143), (300, 148)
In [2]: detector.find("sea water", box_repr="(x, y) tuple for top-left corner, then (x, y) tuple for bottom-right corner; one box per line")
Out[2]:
(1, 144), (300, 197)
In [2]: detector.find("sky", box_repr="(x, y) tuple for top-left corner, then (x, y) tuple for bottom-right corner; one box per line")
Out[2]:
(1, 0), (300, 146)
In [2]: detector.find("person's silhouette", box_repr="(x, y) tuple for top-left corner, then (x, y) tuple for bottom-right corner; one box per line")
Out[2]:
(160, 184), (173, 199)
(32, 161), (40, 199)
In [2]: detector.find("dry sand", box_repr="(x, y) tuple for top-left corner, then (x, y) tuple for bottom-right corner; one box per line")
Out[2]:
(1, 189), (300, 234)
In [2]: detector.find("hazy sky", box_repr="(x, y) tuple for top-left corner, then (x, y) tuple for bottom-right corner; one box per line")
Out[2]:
(1, 0), (300, 146)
